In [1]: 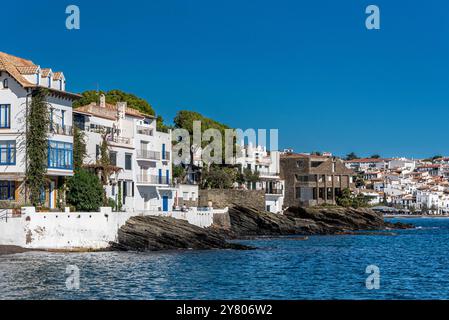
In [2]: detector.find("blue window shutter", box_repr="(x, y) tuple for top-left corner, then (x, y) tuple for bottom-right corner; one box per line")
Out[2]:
(166, 170), (169, 184)
(162, 144), (166, 160)
(158, 169), (162, 184)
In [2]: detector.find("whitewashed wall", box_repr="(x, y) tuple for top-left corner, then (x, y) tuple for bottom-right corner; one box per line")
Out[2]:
(0, 208), (134, 250)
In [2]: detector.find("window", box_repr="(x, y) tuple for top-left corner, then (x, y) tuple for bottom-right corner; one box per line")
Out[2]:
(36, 73), (40, 85)
(50, 108), (54, 131)
(48, 141), (73, 169)
(0, 181), (15, 200)
(110, 152), (117, 166)
(3, 79), (8, 89)
(48, 76), (51, 88)
(295, 187), (301, 199)
(311, 161), (324, 168)
(0, 141), (16, 165)
(61, 110), (65, 128)
(125, 153), (132, 170)
(0, 104), (10, 128)
(162, 143), (166, 160)
(96, 145), (100, 160)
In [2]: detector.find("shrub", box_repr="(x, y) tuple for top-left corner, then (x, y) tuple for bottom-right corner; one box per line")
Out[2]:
(66, 169), (104, 211)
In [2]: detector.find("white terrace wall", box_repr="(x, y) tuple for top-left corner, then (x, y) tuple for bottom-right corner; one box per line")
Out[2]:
(0, 207), (229, 250)
(0, 208), (134, 250)
(143, 208), (228, 228)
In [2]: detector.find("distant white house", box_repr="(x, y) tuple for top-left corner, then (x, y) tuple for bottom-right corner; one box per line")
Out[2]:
(234, 143), (284, 213)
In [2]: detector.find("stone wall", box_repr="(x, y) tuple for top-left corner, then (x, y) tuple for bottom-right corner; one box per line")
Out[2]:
(198, 189), (265, 211)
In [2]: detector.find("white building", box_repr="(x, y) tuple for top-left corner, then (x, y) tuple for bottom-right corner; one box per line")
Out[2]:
(234, 144), (284, 213)
(74, 95), (176, 212)
(345, 158), (388, 172)
(0, 52), (79, 208)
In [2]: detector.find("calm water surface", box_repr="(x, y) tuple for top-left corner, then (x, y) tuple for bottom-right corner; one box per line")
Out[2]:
(1, 218), (449, 300)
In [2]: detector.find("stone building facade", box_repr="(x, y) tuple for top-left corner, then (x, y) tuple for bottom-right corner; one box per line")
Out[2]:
(280, 154), (356, 207)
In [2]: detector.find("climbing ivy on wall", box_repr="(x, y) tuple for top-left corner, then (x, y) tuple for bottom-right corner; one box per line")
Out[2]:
(26, 88), (50, 206)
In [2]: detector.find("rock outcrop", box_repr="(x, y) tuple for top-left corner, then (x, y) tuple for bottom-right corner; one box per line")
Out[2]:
(224, 205), (413, 237)
(112, 206), (413, 252)
(111, 216), (252, 252)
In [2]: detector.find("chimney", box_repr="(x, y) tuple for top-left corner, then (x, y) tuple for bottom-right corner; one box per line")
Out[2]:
(99, 94), (106, 108)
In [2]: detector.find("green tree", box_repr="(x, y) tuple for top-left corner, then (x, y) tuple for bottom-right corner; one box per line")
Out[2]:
(26, 88), (50, 206)
(370, 154), (381, 159)
(243, 168), (260, 184)
(73, 126), (87, 170)
(66, 168), (104, 211)
(345, 152), (359, 161)
(73, 90), (155, 116)
(98, 133), (111, 185)
(173, 110), (233, 178)
(201, 165), (237, 189)
(336, 188), (370, 208)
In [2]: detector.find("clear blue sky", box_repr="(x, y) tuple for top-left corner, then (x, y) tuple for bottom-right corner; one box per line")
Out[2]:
(3, 0), (449, 158)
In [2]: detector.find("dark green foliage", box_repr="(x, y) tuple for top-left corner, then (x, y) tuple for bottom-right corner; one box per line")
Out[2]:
(174, 110), (230, 133)
(336, 188), (371, 208)
(173, 165), (186, 179)
(370, 154), (381, 159)
(73, 90), (154, 116)
(201, 165), (237, 189)
(73, 126), (87, 170)
(345, 152), (359, 161)
(26, 88), (50, 206)
(174, 110), (233, 165)
(243, 168), (260, 184)
(66, 168), (104, 211)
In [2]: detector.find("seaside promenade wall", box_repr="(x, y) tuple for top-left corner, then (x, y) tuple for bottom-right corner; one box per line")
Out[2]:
(0, 207), (229, 250)
(0, 207), (134, 250)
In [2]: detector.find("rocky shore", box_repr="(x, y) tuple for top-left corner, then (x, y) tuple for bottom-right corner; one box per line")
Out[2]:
(0, 245), (34, 256)
(110, 216), (253, 252)
(112, 206), (413, 252)
(223, 205), (412, 238)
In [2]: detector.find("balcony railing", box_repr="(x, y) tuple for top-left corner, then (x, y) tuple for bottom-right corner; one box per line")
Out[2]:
(136, 174), (170, 185)
(136, 150), (161, 160)
(258, 171), (280, 177)
(49, 124), (73, 136)
(137, 126), (154, 136)
(265, 189), (283, 195)
(107, 135), (131, 145)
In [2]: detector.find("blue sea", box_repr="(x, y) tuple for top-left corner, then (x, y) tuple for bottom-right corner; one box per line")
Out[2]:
(1, 218), (449, 300)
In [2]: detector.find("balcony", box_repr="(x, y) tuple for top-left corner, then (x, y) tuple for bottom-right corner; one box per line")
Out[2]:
(136, 174), (170, 185)
(107, 135), (131, 145)
(49, 124), (73, 136)
(265, 189), (283, 195)
(258, 171), (280, 178)
(137, 125), (153, 136)
(136, 150), (161, 161)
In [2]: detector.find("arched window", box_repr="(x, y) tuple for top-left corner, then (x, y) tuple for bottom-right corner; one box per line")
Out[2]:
(3, 79), (8, 89)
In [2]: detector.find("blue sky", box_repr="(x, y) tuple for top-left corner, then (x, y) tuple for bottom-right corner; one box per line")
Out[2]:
(2, 0), (449, 158)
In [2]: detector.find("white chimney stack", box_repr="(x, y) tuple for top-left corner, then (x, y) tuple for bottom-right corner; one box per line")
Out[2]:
(99, 94), (106, 108)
